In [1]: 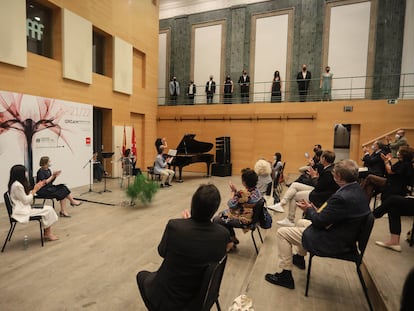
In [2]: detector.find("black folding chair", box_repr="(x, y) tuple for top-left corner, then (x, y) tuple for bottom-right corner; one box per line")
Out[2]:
(184, 255), (228, 311)
(2, 192), (44, 252)
(304, 213), (375, 311)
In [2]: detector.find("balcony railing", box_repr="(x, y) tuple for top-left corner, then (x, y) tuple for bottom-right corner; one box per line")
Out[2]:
(158, 73), (414, 106)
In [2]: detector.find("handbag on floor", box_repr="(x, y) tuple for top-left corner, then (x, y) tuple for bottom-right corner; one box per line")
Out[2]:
(228, 294), (254, 311)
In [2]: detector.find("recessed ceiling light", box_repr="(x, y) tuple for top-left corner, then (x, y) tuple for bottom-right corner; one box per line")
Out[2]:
(34, 16), (40, 21)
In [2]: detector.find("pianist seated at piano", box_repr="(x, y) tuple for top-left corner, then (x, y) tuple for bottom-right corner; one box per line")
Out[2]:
(155, 146), (175, 188)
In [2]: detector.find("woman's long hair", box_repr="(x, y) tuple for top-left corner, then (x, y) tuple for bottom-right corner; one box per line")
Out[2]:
(8, 165), (30, 194)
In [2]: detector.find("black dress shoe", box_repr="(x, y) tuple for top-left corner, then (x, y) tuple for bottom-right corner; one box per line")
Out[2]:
(265, 271), (295, 289)
(165, 183), (172, 187)
(292, 254), (306, 270)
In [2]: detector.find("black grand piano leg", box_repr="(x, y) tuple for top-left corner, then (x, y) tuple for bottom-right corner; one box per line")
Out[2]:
(176, 167), (184, 183)
(205, 162), (212, 177)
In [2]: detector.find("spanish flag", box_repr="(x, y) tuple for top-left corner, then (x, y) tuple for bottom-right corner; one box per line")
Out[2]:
(122, 125), (126, 156)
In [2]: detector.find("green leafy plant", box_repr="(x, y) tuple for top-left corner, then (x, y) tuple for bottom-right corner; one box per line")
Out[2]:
(125, 174), (159, 205)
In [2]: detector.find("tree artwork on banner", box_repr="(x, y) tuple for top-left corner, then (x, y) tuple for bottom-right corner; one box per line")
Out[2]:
(0, 92), (71, 179)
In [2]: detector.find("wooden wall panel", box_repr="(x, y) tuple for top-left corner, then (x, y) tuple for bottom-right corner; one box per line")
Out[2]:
(0, 0), (158, 171)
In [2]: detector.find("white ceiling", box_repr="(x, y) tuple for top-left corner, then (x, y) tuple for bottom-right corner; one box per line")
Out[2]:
(159, 0), (270, 19)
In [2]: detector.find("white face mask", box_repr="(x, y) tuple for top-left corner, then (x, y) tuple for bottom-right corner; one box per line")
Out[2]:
(395, 134), (401, 139)
(371, 145), (375, 150)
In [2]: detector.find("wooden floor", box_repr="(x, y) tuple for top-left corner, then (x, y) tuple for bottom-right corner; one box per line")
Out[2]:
(0, 173), (413, 311)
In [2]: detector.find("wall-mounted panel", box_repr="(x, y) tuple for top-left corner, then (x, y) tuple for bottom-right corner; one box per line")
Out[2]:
(193, 23), (223, 104)
(113, 36), (133, 95)
(62, 9), (92, 84)
(253, 13), (289, 102)
(158, 31), (168, 105)
(328, 2), (371, 99)
(400, 0), (414, 99)
(0, 0), (27, 67)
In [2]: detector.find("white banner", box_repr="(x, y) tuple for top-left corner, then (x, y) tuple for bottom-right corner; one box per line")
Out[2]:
(0, 91), (93, 201)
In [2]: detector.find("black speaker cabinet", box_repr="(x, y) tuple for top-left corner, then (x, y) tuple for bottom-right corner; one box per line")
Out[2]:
(212, 163), (232, 177)
(216, 136), (231, 164)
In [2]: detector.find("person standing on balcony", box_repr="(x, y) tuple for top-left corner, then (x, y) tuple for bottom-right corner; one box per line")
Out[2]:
(205, 75), (216, 104)
(223, 75), (234, 104)
(296, 64), (312, 102)
(169, 76), (180, 106)
(238, 69), (250, 103)
(320, 66), (333, 101)
(271, 70), (282, 103)
(186, 80), (196, 105)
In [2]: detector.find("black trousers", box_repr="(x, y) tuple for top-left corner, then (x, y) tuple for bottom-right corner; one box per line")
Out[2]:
(373, 195), (414, 235)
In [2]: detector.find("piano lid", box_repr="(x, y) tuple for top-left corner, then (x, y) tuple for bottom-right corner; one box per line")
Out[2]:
(175, 134), (213, 154)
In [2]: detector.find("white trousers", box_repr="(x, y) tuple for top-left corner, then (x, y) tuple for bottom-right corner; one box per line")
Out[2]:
(160, 169), (175, 185)
(277, 219), (311, 270)
(281, 182), (314, 222)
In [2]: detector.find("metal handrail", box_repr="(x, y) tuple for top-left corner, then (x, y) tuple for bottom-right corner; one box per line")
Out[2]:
(158, 73), (414, 105)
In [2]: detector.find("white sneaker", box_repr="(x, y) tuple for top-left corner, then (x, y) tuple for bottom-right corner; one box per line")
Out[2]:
(276, 217), (295, 227)
(267, 203), (285, 213)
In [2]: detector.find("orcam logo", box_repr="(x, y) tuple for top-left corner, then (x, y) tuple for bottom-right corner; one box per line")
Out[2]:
(26, 18), (44, 41)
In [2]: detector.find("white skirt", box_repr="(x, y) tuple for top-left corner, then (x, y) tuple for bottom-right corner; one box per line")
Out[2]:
(30, 205), (58, 228)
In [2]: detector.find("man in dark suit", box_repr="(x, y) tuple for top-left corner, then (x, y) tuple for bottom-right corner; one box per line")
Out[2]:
(238, 69), (250, 103)
(360, 140), (386, 178)
(205, 75), (216, 104)
(296, 64), (312, 102)
(136, 184), (231, 311)
(265, 159), (370, 289)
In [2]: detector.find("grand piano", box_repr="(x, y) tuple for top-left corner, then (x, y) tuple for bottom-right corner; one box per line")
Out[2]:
(169, 134), (214, 182)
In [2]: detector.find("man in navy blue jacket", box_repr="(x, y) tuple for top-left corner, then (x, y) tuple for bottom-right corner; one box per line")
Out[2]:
(265, 159), (371, 289)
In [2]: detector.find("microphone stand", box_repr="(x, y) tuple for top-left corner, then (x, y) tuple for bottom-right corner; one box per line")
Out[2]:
(81, 155), (100, 195)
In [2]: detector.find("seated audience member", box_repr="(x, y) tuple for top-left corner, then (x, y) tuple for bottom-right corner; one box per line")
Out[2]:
(269, 151), (338, 223)
(9, 164), (59, 241)
(360, 140), (386, 179)
(373, 195), (414, 252)
(213, 168), (262, 246)
(272, 152), (283, 177)
(254, 159), (273, 196)
(36, 156), (82, 218)
(386, 129), (409, 158)
(265, 159), (370, 289)
(154, 146), (175, 188)
(296, 148), (324, 186)
(136, 184), (230, 311)
(401, 267), (414, 311)
(361, 146), (414, 201)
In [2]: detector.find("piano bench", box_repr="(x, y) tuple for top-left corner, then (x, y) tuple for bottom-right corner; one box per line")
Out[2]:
(147, 166), (161, 182)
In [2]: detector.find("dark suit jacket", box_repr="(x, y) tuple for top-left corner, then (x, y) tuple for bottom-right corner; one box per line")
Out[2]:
(205, 81), (216, 93)
(238, 75), (250, 93)
(362, 150), (385, 176)
(308, 164), (339, 207)
(296, 71), (312, 90)
(143, 218), (229, 311)
(302, 182), (370, 256)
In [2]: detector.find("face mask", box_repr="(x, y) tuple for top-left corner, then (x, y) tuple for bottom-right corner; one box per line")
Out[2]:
(313, 148), (318, 153)
(371, 145), (375, 150)
(395, 134), (400, 139)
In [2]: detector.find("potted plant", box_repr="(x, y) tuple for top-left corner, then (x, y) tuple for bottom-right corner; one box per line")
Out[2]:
(125, 174), (159, 206)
